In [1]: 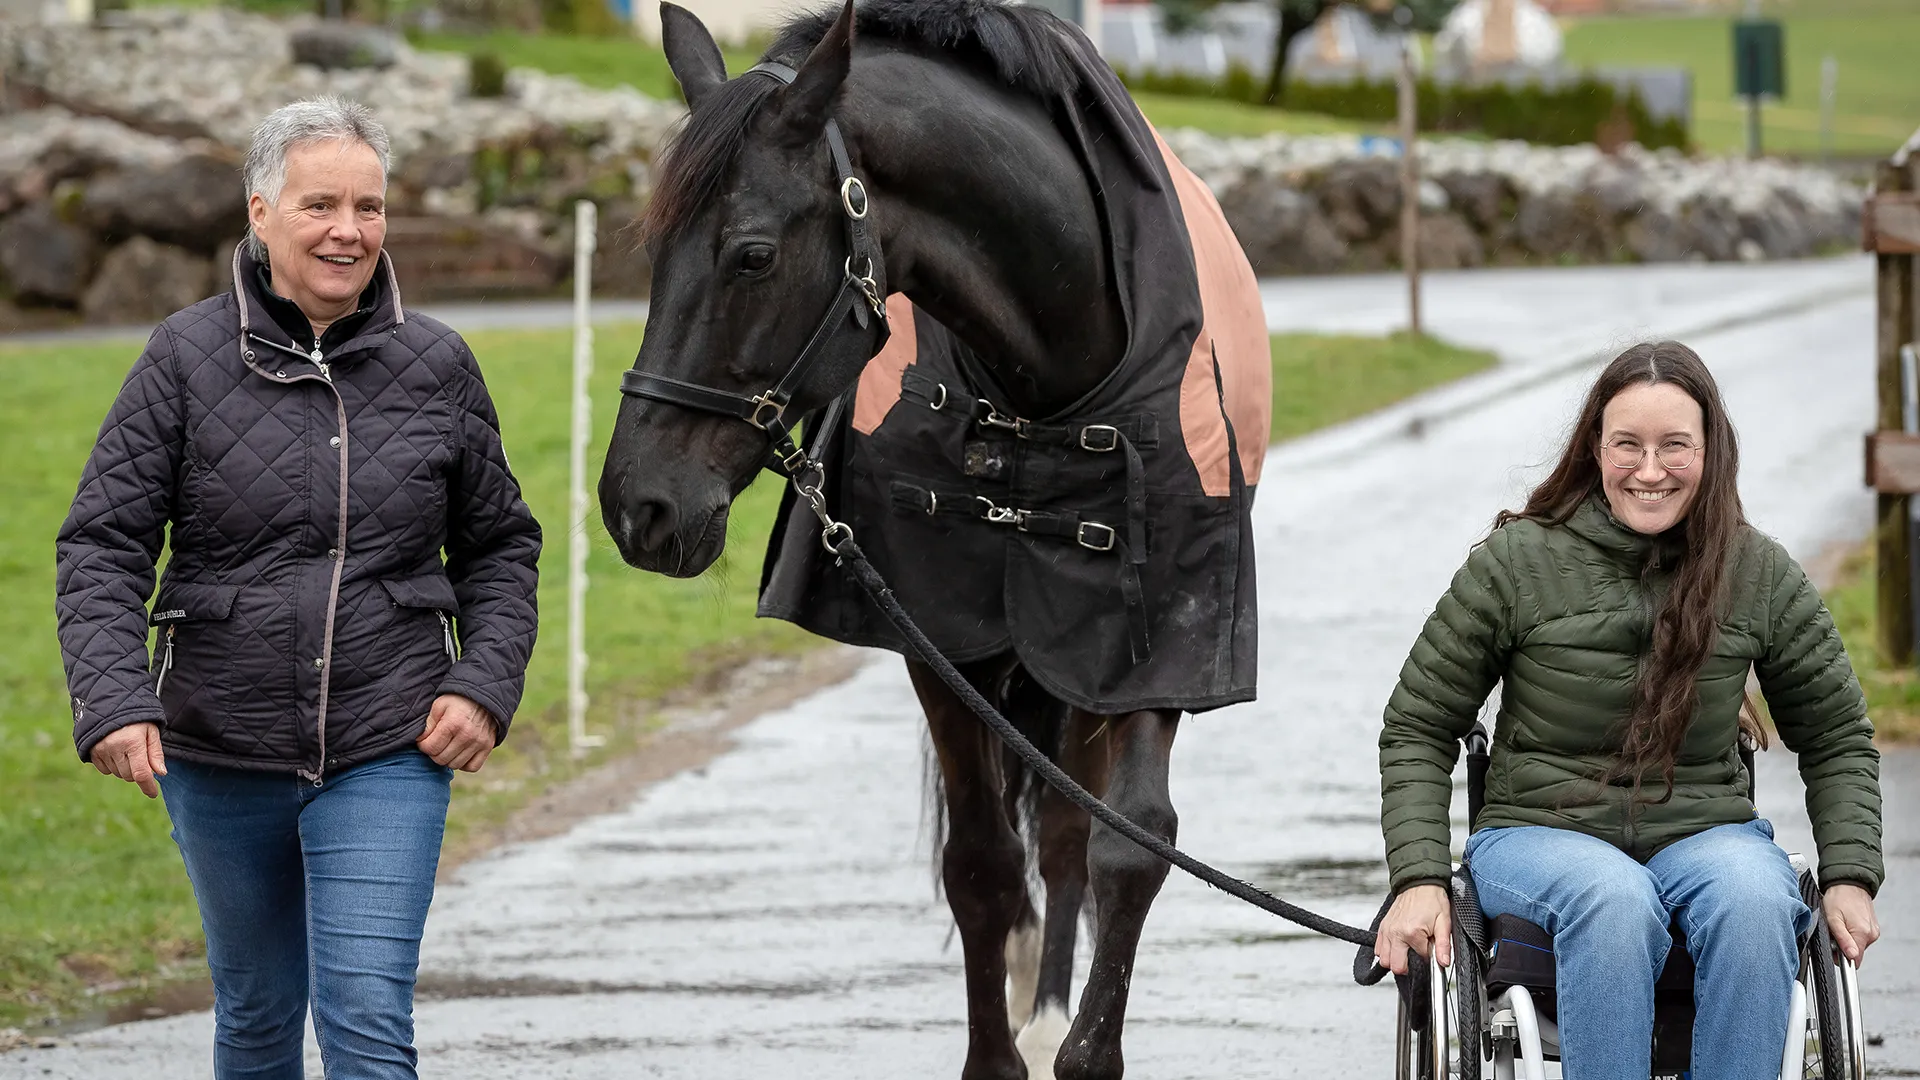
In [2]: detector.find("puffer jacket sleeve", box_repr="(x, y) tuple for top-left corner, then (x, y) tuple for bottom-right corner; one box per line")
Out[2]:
(438, 336), (542, 738)
(1755, 546), (1882, 895)
(54, 327), (183, 762)
(1381, 529), (1517, 891)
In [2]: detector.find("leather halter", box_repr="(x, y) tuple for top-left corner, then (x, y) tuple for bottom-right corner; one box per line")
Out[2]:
(618, 62), (890, 477)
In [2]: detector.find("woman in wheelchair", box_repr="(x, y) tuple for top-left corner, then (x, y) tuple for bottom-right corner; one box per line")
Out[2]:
(1373, 342), (1882, 1078)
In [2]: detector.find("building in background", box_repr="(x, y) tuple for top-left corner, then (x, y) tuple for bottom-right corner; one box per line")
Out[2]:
(1432, 0), (1563, 76)
(0, 0), (90, 23)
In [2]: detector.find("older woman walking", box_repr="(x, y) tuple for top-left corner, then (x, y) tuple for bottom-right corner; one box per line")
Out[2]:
(54, 97), (541, 1078)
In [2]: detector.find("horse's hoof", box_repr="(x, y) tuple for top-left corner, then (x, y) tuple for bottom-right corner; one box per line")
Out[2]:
(1016, 1004), (1071, 1080)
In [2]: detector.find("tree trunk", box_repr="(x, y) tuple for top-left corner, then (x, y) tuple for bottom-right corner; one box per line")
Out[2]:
(1262, 2), (1324, 105)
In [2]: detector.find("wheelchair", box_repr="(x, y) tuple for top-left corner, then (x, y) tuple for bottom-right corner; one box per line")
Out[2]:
(1362, 723), (1868, 1080)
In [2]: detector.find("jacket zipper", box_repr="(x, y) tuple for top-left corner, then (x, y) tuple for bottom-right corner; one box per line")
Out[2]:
(244, 333), (346, 785)
(1624, 546), (1664, 855)
(437, 611), (457, 663)
(154, 626), (176, 696)
(312, 368), (349, 787)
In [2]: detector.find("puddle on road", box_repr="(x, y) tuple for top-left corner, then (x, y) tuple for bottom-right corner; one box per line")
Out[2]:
(47, 976), (216, 1036)
(581, 840), (775, 856)
(415, 961), (951, 1004)
(1245, 858), (1386, 901)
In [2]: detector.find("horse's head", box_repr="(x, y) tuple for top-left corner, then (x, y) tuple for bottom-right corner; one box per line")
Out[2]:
(601, 1), (886, 577)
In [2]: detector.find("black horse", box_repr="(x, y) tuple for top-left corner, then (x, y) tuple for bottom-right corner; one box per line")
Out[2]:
(599, 2), (1268, 1076)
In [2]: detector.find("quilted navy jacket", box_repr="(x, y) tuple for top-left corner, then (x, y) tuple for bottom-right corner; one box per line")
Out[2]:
(55, 248), (542, 779)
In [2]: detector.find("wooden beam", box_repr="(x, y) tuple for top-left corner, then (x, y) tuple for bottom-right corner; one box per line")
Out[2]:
(1875, 158), (1918, 665)
(1864, 191), (1920, 255)
(1865, 431), (1920, 493)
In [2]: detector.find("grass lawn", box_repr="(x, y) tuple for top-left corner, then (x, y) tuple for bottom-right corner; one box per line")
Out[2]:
(408, 30), (760, 102)
(1819, 542), (1920, 744)
(0, 324), (1493, 1027)
(1268, 331), (1497, 443)
(410, 31), (1375, 141)
(1560, 3), (1920, 158)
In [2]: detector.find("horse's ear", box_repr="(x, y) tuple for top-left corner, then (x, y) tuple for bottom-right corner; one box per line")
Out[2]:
(661, 2), (727, 110)
(776, 0), (854, 145)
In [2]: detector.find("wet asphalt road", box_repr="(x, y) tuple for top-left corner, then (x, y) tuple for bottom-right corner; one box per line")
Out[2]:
(6, 258), (1912, 1078)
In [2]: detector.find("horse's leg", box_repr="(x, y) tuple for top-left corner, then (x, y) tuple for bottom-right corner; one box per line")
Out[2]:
(1002, 733), (1042, 1034)
(1054, 709), (1179, 1080)
(909, 657), (1029, 1080)
(1017, 710), (1104, 1080)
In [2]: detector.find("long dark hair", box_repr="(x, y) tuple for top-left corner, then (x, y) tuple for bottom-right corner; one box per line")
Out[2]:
(1498, 341), (1747, 801)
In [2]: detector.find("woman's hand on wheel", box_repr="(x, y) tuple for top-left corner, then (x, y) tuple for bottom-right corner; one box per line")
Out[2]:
(1375, 883), (1452, 975)
(417, 694), (497, 773)
(1823, 883), (1879, 968)
(90, 722), (167, 798)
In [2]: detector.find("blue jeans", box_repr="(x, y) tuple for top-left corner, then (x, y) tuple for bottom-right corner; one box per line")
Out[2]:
(1465, 820), (1812, 1080)
(159, 750), (452, 1080)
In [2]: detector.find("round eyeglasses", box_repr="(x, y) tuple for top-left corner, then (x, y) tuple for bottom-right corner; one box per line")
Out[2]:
(1603, 439), (1701, 472)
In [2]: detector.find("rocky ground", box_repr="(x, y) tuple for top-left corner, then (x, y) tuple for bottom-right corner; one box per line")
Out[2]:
(0, 8), (1869, 328)
(1172, 129), (1864, 276)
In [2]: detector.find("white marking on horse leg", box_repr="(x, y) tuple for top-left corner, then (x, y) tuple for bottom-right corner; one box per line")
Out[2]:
(1016, 1003), (1071, 1080)
(1005, 920), (1042, 1031)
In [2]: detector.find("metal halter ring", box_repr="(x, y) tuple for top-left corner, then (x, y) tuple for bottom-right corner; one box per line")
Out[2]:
(748, 393), (786, 430)
(840, 176), (870, 220)
(820, 520), (853, 554)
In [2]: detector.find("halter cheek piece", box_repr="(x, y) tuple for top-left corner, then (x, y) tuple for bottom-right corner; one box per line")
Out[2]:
(618, 62), (890, 479)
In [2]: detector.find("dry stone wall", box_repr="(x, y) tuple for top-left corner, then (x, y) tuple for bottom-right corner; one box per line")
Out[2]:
(0, 8), (1866, 328)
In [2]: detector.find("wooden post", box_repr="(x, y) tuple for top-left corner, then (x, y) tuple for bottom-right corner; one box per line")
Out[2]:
(1398, 39), (1421, 338)
(1874, 157), (1919, 665)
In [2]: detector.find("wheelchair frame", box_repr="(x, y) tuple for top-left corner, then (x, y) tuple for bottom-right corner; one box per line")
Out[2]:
(1388, 723), (1869, 1080)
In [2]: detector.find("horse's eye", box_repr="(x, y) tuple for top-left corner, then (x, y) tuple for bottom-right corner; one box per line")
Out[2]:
(737, 245), (775, 276)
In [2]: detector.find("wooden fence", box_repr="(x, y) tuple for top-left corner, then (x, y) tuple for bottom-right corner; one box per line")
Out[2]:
(1862, 128), (1920, 664)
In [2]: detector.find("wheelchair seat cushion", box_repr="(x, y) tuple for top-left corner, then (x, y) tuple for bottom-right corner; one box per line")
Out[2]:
(1481, 912), (1695, 1020)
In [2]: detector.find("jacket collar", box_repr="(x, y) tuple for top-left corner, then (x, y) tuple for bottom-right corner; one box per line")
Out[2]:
(231, 242), (405, 361)
(1563, 489), (1687, 572)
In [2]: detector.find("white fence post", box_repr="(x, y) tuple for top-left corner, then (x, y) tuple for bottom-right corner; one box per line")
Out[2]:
(568, 200), (604, 759)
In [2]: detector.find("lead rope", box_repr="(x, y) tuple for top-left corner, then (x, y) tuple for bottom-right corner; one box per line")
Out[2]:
(787, 465), (1382, 951)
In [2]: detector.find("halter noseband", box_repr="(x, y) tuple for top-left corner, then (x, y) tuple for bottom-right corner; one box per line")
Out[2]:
(618, 62), (890, 478)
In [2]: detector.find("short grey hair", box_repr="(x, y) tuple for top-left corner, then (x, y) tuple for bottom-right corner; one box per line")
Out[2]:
(243, 96), (391, 261)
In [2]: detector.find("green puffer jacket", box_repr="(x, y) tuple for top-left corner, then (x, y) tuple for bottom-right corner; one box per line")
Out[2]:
(1380, 494), (1882, 896)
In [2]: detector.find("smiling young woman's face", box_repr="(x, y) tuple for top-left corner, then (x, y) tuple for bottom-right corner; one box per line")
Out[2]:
(1597, 381), (1706, 535)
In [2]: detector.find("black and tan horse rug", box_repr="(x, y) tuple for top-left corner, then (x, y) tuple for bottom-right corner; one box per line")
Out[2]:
(601, 1), (1269, 1076)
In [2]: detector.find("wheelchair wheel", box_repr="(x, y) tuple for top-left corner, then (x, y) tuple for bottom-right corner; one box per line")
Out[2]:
(1453, 910), (1488, 1074)
(1807, 911), (1847, 1078)
(1395, 953), (1474, 1080)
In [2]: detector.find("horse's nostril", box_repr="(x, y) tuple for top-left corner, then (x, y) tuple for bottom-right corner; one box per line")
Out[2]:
(628, 498), (679, 555)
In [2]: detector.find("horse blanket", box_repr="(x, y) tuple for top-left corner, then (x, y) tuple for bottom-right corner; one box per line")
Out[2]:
(758, 47), (1269, 714)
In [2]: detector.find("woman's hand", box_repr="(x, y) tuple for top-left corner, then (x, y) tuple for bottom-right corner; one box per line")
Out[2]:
(1823, 883), (1879, 968)
(1375, 883), (1452, 975)
(417, 694), (497, 773)
(90, 722), (167, 798)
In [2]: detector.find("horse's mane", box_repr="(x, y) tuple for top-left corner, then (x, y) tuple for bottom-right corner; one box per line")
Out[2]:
(641, 0), (1085, 242)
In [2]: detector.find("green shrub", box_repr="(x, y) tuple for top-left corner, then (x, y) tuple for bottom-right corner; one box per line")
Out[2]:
(539, 0), (624, 36)
(1114, 67), (1691, 151)
(470, 50), (508, 97)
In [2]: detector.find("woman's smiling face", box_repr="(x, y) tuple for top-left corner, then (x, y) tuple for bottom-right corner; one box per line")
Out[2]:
(1597, 381), (1706, 536)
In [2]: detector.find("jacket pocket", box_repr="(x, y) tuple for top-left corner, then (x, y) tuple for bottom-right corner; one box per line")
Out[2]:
(379, 573), (459, 615)
(378, 573), (460, 695)
(147, 581), (241, 736)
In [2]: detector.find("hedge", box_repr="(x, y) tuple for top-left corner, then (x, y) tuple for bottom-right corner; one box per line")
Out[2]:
(1118, 64), (1691, 151)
